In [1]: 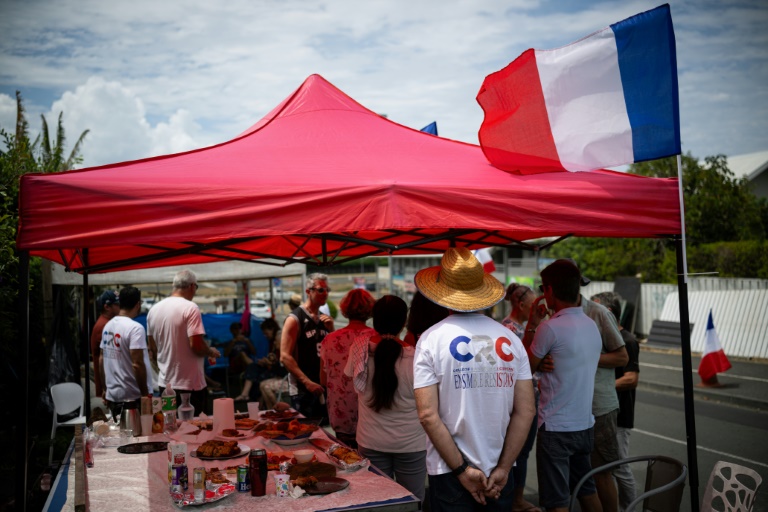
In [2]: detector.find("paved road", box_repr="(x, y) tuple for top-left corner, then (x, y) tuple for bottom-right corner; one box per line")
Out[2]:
(515, 346), (768, 511)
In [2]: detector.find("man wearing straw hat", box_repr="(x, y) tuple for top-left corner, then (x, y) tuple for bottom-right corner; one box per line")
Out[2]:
(413, 248), (535, 510)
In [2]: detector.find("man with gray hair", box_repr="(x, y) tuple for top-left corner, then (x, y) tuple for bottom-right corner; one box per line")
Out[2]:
(148, 270), (220, 415)
(280, 273), (334, 421)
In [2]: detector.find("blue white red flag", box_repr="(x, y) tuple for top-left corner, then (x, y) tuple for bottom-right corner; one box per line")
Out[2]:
(477, 4), (679, 174)
(473, 248), (496, 273)
(698, 310), (731, 382)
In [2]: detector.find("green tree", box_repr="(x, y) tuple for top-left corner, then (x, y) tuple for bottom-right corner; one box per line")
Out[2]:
(1, 92), (89, 349)
(543, 153), (768, 282)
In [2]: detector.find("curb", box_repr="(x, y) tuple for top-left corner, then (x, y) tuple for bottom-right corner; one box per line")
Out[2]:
(638, 380), (768, 412)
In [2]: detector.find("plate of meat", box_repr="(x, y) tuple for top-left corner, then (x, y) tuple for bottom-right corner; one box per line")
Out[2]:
(261, 409), (299, 421)
(215, 429), (256, 441)
(190, 441), (249, 460)
(294, 476), (350, 495)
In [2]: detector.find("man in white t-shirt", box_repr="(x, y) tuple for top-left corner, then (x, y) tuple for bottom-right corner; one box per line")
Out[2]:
(99, 287), (149, 421)
(147, 270), (220, 415)
(413, 248), (535, 511)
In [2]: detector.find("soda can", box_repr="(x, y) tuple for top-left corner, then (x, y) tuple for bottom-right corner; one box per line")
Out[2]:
(236, 464), (250, 492)
(193, 467), (206, 502)
(171, 463), (188, 492)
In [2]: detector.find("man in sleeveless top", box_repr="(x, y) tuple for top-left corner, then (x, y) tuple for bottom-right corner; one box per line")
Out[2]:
(280, 273), (334, 422)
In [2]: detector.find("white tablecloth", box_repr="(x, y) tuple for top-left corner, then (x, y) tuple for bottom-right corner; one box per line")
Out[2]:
(63, 429), (416, 511)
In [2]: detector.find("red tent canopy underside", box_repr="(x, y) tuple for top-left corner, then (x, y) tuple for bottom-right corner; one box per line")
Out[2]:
(17, 75), (680, 273)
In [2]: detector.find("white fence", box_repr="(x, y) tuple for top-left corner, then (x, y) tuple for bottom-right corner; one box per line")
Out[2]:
(585, 278), (768, 359)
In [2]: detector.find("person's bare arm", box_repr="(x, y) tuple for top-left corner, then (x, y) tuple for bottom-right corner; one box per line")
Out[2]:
(190, 334), (220, 358)
(320, 314), (334, 333)
(599, 345), (628, 368)
(131, 349), (148, 396)
(616, 370), (639, 391)
(147, 335), (158, 366)
(415, 385), (489, 504)
(485, 378), (536, 497)
(98, 354), (106, 401)
(280, 316), (323, 395)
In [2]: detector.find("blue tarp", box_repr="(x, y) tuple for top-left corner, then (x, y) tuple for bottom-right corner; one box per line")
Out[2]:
(134, 313), (268, 357)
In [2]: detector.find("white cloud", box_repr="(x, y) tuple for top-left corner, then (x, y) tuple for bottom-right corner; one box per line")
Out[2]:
(46, 77), (205, 168)
(1, 0), (766, 167)
(0, 94), (17, 138)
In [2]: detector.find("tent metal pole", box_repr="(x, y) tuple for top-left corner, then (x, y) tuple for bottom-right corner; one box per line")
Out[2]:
(675, 236), (699, 510)
(16, 250), (30, 512)
(82, 250), (92, 418)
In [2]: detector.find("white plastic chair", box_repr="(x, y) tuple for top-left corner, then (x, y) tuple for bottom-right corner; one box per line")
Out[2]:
(702, 460), (762, 512)
(50, 382), (87, 464)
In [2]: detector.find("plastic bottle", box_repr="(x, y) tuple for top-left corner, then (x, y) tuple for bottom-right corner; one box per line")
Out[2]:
(177, 392), (195, 421)
(162, 384), (178, 433)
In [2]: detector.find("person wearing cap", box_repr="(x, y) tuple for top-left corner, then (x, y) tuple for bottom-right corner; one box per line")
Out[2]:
(280, 272), (335, 421)
(91, 290), (120, 400)
(524, 259), (603, 512)
(413, 247), (535, 510)
(147, 270), (220, 415)
(99, 287), (149, 421)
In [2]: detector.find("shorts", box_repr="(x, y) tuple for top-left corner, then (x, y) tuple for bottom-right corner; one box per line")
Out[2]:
(536, 426), (596, 509)
(591, 409), (620, 468)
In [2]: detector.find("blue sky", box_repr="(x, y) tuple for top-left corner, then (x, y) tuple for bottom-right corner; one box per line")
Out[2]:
(1, 0), (766, 169)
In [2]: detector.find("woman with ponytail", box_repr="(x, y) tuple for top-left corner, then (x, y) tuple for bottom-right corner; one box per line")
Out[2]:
(344, 295), (427, 501)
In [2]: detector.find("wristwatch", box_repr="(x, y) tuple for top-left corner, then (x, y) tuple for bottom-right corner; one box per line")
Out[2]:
(451, 459), (469, 477)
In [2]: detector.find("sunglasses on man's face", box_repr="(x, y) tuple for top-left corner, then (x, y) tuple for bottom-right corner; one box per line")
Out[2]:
(310, 287), (331, 294)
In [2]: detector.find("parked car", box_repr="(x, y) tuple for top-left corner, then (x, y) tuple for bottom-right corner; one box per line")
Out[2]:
(250, 299), (272, 319)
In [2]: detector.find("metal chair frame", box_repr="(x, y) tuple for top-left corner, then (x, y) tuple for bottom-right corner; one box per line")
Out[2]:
(569, 454), (688, 512)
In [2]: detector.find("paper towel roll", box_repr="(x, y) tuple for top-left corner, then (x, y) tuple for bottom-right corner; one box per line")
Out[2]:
(212, 398), (235, 433)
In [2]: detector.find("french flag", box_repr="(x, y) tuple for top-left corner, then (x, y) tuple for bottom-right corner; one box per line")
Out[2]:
(474, 248), (496, 273)
(698, 310), (732, 382)
(477, 4), (679, 174)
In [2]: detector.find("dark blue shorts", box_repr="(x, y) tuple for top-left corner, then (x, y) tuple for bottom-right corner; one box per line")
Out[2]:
(536, 426), (596, 509)
(428, 470), (515, 512)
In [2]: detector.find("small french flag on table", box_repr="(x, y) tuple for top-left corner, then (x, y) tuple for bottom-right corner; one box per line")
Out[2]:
(698, 309), (732, 384)
(477, 4), (679, 174)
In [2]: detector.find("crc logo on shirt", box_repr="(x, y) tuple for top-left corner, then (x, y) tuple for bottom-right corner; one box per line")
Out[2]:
(449, 334), (515, 364)
(102, 331), (121, 348)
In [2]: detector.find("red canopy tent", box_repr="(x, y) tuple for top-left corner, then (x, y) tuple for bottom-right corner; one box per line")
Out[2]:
(17, 74), (680, 273)
(15, 75), (695, 510)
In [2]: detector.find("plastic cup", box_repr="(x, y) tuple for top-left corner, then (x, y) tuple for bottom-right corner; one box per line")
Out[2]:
(119, 429), (133, 443)
(274, 474), (290, 497)
(247, 401), (260, 418)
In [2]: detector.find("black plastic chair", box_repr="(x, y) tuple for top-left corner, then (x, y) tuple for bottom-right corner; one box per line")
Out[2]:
(569, 455), (688, 512)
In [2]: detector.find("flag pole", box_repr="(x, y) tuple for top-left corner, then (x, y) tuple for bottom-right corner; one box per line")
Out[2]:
(675, 154), (699, 510)
(676, 155), (688, 284)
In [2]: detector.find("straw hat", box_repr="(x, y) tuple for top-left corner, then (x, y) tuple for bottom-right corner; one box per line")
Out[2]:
(414, 248), (505, 312)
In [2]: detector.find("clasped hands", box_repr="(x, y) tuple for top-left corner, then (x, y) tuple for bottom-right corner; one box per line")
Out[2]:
(458, 466), (508, 505)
